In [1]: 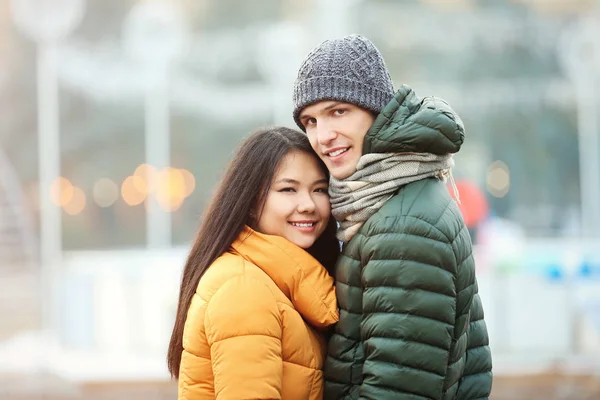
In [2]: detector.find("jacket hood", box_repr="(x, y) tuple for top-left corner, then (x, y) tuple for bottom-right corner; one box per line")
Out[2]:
(231, 226), (338, 328)
(363, 84), (465, 155)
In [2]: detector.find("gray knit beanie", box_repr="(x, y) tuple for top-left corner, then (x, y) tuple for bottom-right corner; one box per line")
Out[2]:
(292, 34), (395, 131)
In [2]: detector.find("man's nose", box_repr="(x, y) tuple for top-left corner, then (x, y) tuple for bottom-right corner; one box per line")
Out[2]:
(316, 122), (337, 145)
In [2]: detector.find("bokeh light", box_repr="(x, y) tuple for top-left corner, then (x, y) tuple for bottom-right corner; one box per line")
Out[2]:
(50, 177), (74, 207)
(63, 186), (86, 215)
(121, 175), (147, 206)
(93, 178), (119, 208)
(486, 160), (511, 198)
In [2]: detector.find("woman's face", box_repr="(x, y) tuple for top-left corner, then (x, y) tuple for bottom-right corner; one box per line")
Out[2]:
(256, 150), (331, 249)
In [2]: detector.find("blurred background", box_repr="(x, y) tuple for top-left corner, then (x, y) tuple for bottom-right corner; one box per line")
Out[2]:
(1, 0), (600, 399)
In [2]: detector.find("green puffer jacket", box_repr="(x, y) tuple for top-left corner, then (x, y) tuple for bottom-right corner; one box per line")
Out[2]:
(324, 85), (493, 400)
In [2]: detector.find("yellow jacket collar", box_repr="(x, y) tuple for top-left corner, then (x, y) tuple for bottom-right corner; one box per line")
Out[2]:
(231, 226), (338, 328)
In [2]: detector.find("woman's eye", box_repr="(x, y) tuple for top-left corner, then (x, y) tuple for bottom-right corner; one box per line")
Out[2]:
(315, 188), (329, 194)
(279, 187), (295, 192)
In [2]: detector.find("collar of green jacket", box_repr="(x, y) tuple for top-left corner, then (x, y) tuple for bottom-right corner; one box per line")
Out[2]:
(362, 84), (465, 156)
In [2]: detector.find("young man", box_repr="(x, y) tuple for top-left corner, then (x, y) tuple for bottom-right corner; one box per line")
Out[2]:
(292, 34), (493, 400)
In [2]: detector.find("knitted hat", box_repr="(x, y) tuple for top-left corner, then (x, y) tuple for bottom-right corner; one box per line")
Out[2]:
(292, 34), (395, 131)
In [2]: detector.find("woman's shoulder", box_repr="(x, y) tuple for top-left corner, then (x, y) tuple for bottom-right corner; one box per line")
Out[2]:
(197, 251), (273, 302)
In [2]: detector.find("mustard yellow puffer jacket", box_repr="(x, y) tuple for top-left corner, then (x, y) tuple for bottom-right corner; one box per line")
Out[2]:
(179, 226), (339, 399)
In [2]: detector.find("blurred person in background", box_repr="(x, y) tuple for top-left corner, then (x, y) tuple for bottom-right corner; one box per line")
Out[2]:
(292, 34), (493, 400)
(167, 126), (340, 399)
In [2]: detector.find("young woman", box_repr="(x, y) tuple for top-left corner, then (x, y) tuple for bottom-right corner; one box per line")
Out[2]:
(167, 126), (340, 399)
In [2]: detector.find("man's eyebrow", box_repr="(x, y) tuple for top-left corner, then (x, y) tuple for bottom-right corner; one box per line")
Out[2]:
(300, 102), (345, 119)
(323, 101), (345, 111)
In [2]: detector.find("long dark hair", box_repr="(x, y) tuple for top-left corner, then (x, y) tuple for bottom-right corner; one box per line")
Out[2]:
(167, 126), (339, 379)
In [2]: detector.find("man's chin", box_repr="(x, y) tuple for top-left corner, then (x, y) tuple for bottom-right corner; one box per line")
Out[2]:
(330, 166), (356, 180)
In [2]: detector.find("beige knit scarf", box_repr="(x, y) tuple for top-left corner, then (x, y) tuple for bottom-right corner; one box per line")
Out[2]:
(329, 152), (459, 242)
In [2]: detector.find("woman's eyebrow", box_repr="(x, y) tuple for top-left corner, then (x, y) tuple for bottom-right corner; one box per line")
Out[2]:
(274, 178), (299, 184)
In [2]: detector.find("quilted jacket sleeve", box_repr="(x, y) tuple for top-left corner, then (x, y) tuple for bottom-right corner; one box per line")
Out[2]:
(450, 210), (493, 399)
(205, 276), (283, 399)
(358, 217), (458, 400)
(457, 290), (493, 399)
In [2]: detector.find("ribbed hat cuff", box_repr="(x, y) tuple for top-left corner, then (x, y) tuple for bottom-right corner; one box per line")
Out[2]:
(293, 76), (394, 131)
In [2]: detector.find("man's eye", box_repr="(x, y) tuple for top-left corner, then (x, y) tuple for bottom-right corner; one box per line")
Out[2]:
(333, 109), (346, 116)
(306, 118), (317, 126)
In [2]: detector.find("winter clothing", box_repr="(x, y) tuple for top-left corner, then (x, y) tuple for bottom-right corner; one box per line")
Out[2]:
(293, 34), (395, 130)
(329, 152), (454, 242)
(179, 226), (339, 399)
(323, 85), (493, 400)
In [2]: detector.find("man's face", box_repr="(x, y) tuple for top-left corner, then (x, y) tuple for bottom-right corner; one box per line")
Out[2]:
(299, 101), (375, 180)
